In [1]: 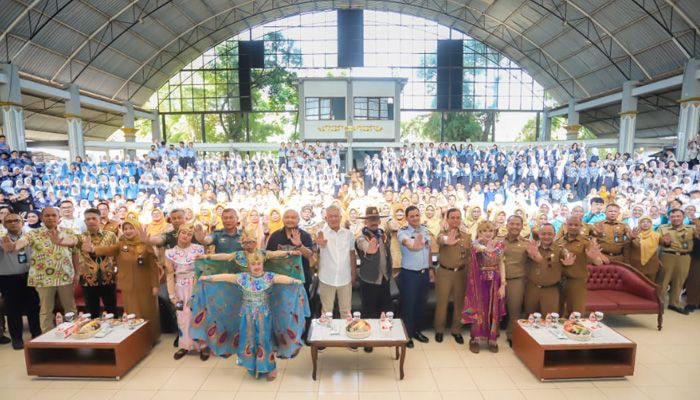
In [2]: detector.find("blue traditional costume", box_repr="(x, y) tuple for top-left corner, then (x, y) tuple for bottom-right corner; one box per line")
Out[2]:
(189, 251), (309, 378)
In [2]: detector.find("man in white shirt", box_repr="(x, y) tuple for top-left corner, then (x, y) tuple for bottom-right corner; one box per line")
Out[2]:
(316, 205), (356, 318)
(57, 200), (86, 234)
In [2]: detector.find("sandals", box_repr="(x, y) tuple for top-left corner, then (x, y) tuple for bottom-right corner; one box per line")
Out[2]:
(200, 347), (211, 361)
(488, 341), (499, 353)
(173, 349), (188, 360)
(266, 369), (278, 381)
(469, 339), (480, 354)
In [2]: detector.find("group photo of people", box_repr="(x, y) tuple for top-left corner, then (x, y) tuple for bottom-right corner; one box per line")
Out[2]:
(1, 138), (700, 378)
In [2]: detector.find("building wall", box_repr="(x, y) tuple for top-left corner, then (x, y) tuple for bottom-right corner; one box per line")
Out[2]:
(300, 78), (400, 141)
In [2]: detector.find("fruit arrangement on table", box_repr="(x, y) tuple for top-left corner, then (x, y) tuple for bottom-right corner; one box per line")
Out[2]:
(346, 319), (372, 339)
(562, 320), (592, 341)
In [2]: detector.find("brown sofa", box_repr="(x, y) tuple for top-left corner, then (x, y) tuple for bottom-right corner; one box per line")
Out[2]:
(586, 262), (663, 330)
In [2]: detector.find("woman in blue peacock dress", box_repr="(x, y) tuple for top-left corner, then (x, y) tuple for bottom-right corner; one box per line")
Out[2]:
(190, 233), (308, 381)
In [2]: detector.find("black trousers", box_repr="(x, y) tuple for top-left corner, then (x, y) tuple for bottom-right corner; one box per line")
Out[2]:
(0, 273), (41, 341)
(360, 278), (393, 318)
(81, 284), (117, 318)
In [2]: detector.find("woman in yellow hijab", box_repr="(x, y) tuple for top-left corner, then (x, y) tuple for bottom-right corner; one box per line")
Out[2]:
(266, 208), (284, 237)
(146, 208), (169, 237)
(245, 209), (265, 248)
(423, 204), (443, 253)
(464, 205), (484, 238)
(214, 204), (226, 230)
(629, 216), (660, 281)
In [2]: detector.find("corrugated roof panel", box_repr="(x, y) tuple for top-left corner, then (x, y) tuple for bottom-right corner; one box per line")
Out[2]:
(12, 44), (67, 82)
(74, 67), (126, 99)
(577, 64), (623, 94)
(592, 0), (646, 29)
(634, 43), (688, 76)
(86, 47), (142, 80)
(28, 24), (86, 58)
(90, 0), (135, 17)
(52, 1), (107, 36)
(0, 0), (28, 32)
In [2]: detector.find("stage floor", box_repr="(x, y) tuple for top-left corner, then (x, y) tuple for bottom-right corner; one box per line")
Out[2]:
(0, 311), (698, 400)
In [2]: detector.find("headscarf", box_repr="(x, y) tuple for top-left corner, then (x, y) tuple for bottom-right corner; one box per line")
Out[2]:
(121, 218), (146, 254)
(146, 208), (168, 236)
(422, 204), (442, 237)
(638, 216), (660, 265)
(464, 204), (483, 238)
(267, 208), (284, 235)
(391, 204), (408, 229)
(26, 210), (42, 229)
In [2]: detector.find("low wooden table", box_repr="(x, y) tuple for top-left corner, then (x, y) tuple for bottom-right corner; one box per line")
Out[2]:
(25, 321), (152, 380)
(512, 320), (636, 381)
(307, 318), (409, 380)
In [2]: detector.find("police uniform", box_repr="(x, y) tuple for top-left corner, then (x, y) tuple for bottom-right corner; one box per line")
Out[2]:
(556, 235), (592, 315)
(434, 229), (470, 335)
(524, 245), (563, 315)
(502, 235), (529, 340)
(593, 221), (631, 263)
(397, 224), (431, 336)
(658, 223), (695, 308)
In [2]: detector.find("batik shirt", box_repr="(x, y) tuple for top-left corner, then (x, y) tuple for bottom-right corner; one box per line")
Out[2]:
(25, 227), (76, 288)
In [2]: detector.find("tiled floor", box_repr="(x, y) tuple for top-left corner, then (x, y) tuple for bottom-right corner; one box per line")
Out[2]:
(1, 312), (699, 400)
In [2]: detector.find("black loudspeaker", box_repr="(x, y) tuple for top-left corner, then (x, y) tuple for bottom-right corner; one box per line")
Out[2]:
(338, 10), (364, 68)
(239, 40), (264, 68)
(437, 39), (463, 110)
(238, 41), (264, 112)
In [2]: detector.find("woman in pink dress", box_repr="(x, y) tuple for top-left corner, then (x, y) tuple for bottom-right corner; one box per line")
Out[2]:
(461, 221), (506, 354)
(165, 224), (207, 360)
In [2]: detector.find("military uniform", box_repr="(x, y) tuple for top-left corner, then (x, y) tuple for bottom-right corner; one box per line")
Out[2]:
(658, 223), (695, 308)
(524, 245), (564, 315)
(502, 235), (529, 339)
(556, 235), (592, 315)
(593, 221), (631, 263)
(434, 229), (470, 335)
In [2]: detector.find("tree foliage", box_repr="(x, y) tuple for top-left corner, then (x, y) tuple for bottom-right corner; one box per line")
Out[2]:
(159, 32), (301, 144)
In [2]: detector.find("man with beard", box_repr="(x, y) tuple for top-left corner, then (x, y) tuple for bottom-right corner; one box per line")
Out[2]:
(266, 209), (315, 294)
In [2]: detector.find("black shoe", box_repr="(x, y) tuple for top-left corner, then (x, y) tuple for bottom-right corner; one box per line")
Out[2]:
(406, 339), (414, 348)
(349, 346), (359, 352)
(684, 305), (697, 313)
(435, 333), (443, 343)
(413, 332), (429, 343)
(452, 334), (464, 344)
(669, 305), (690, 315)
(364, 347), (373, 353)
(507, 339), (513, 348)
(11, 339), (23, 350)
(173, 336), (179, 347)
(0, 335), (10, 345)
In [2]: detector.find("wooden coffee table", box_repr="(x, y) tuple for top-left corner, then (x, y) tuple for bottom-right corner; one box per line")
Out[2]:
(25, 321), (152, 379)
(512, 320), (636, 381)
(307, 318), (409, 380)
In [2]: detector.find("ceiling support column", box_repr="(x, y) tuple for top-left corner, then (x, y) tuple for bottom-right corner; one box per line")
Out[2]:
(65, 84), (84, 160)
(564, 100), (580, 140)
(0, 64), (26, 151)
(618, 81), (638, 155)
(677, 59), (700, 161)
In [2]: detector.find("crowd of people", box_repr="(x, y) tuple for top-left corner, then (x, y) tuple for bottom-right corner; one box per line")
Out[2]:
(2, 136), (700, 376)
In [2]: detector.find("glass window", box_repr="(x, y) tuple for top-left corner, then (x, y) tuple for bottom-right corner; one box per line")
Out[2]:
(305, 97), (345, 120)
(354, 97), (394, 120)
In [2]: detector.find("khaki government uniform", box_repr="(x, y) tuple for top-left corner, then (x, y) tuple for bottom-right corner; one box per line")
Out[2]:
(501, 235), (529, 339)
(556, 235), (592, 316)
(593, 221), (631, 263)
(555, 223), (592, 241)
(524, 245), (564, 315)
(434, 229), (470, 335)
(658, 224), (695, 308)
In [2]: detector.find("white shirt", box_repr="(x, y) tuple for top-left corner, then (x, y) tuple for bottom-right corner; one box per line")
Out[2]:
(59, 217), (86, 234)
(318, 226), (356, 287)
